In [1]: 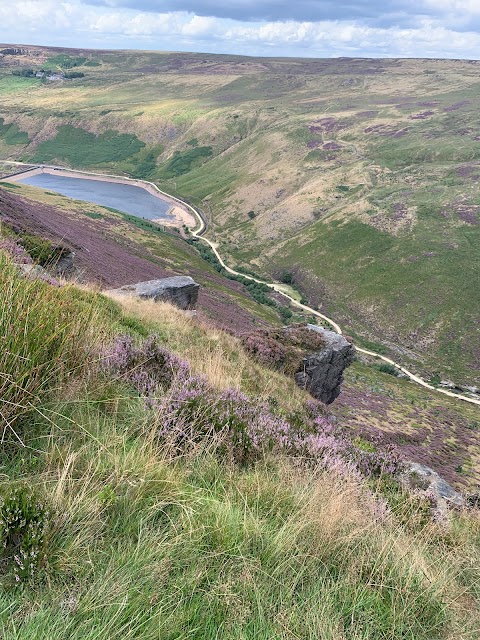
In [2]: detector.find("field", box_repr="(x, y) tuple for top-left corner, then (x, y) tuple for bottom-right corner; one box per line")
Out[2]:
(0, 46), (480, 384)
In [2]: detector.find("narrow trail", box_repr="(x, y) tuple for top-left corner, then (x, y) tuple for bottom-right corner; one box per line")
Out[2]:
(3, 161), (480, 408)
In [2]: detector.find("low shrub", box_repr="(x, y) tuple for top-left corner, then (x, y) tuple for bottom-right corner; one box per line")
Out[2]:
(241, 325), (326, 374)
(374, 363), (400, 376)
(188, 240), (295, 319)
(103, 334), (404, 474)
(64, 72), (85, 79)
(280, 270), (295, 285)
(101, 335), (189, 406)
(240, 331), (288, 369)
(19, 233), (64, 267)
(0, 236), (32, 264)
(158, 146), (213, 178)
(0, 485), (51, 585)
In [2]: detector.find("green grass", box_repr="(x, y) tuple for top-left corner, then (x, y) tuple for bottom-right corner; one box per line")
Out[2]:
(47, 54), (87, 68)
(0, 254), (117, 436)
(272, 217), (480, 383)
(0, 74), (38, 95)
(83, 211), (104, 220)
(0, 118), (29, 145)
(0, 256), (478, 638)
(0, 181), (21, 188)
(32, 125), (145, 167)
(158, 146), (213, 179)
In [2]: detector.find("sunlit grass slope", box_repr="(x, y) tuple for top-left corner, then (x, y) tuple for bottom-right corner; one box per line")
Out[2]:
(0, 252), (479, 639)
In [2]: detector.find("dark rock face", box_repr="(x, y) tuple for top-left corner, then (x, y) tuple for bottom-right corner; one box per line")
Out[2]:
(107, 276), (199, 310)
(53, 248), (75, 275)
(294, 325), (356, 404)
(466, 493), (480, 509)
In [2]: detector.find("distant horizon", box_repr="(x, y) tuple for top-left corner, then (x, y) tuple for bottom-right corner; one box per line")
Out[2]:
(2, 1), (480, 60)
(2, 41), (480, 63)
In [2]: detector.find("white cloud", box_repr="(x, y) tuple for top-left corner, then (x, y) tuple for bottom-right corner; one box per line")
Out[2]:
(1, 0), (480, 58)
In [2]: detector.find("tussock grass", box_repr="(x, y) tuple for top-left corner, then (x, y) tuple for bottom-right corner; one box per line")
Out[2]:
(4, 396), (479, 638)
(0, 253), (120, 441)
(0, 263), (479, 638)
(106, 293), (308, 410)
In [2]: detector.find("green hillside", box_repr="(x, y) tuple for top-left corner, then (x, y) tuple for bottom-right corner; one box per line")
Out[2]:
(0, 47), (479, 384)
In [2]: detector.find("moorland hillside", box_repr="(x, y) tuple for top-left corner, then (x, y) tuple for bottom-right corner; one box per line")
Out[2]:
(0, 244), (479, 638)
(1, 45), (480, 384)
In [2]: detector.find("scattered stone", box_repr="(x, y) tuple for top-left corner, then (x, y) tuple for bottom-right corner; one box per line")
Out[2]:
(17, 263), (49, 279)
(463, 385), (479, 395)
(403, 462), (464, 508)
(15, 263), (60, 286)
(107, 276), (199, 310)
(294, 325), (356, 404)
(52, 248), (75, 275)
(466, 493), (480, 509)
(440, 380), (456, 389)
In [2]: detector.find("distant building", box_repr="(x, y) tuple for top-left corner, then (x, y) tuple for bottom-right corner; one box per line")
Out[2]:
(46, 73), (64, 81)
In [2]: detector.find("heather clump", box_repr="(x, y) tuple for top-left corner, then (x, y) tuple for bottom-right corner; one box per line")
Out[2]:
(293, 412), (404, 478)
(159, 383), (292, 462)
(102, 334), (189, 406)
(0, 486), (51, 585)
(0, 237), (60, 286)
(0, 236), (33, 264)
(240, 330), (287, 368)
(241, 324), (326, 374)
(103, 334), (403, 475)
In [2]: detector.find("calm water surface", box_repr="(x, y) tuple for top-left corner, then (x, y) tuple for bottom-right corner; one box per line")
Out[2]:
(18, 172), (173, 220)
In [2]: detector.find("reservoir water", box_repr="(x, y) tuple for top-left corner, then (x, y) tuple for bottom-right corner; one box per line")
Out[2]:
(17, 172), (173, 220)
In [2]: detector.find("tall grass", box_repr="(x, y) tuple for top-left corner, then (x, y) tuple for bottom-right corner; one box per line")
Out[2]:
(0, 262), (478, 638)
(2, 397), (479, 638)
(106, 293), (309, 408)
(0, 253), (112, 441)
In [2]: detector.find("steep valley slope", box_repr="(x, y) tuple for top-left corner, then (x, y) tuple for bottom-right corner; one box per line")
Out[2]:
(0, 44), (480, 385)
(1, 180), (479, 489)
(0, 182), (288, 332)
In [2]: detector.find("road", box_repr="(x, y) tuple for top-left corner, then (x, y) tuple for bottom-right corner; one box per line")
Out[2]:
(2, 160), (479, 408)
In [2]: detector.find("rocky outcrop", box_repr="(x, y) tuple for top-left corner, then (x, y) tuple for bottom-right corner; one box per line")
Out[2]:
(294, 325), (356, 404)
(107, 276), (199, 310)
(403, 462), (464, 508)
(52, 247), (75, 275)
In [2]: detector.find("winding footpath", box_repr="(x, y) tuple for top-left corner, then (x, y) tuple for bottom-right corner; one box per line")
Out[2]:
(3, 162), (480, 408)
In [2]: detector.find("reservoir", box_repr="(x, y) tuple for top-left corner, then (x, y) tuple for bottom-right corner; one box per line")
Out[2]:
(17, 171), (173, 221)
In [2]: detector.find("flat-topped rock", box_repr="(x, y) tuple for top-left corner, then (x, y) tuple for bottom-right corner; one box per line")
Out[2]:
(107, 276), (199, 310)
(294, 324), (356, 404)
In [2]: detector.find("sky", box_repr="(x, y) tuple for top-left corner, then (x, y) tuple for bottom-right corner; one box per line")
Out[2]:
(0, 0), (480, 59)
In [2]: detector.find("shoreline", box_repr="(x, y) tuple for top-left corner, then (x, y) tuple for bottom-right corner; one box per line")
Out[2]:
(8, 166), (197, 229)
